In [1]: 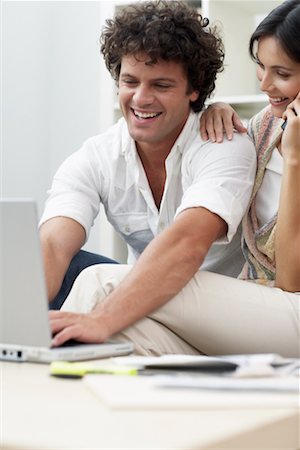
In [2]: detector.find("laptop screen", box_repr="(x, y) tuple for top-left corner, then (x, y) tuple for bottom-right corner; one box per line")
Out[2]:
(0, 199), (52, 347)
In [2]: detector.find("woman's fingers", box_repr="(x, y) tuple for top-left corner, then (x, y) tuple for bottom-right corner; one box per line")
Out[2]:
(200, 103), (246, 143)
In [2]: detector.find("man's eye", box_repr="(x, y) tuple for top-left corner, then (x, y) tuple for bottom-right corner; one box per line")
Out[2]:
(155, 84), (171, 89)
(122, 79), (137, 85)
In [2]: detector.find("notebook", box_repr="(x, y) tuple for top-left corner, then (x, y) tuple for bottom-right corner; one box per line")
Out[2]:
(0, 199), (134, 363)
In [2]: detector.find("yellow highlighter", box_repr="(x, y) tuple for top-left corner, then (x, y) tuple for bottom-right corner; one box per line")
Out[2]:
(50, 361), (138, 379)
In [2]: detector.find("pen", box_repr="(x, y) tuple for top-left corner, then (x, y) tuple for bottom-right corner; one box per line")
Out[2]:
(50, 361), (138, 378)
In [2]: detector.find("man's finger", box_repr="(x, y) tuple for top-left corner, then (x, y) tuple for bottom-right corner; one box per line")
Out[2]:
(51, 324), (81, 347)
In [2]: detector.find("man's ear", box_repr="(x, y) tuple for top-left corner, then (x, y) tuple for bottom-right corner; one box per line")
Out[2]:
(190, 90), (199, 102)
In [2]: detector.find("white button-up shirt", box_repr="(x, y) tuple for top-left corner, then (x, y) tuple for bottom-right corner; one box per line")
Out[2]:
(40, 111), (256, 277)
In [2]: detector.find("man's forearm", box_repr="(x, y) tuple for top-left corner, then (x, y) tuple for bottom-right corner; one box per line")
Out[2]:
(91, 208), (226, 339)
(40, 217), (86, 302)
(42, 243), (70, 301)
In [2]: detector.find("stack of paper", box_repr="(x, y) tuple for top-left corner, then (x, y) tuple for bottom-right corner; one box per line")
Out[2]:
(84, 354), (299, 410)
(113, 353), (300, 377)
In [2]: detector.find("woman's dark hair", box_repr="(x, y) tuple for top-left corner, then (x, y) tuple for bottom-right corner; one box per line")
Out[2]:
(100, 0), (224, 112)
(249, 0), (300, 63)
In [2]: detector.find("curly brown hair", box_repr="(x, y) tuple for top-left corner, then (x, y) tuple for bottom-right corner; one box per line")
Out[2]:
(100, 0), (224, 112)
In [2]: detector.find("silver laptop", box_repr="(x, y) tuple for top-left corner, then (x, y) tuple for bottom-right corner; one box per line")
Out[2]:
(0, 199), (134, 363)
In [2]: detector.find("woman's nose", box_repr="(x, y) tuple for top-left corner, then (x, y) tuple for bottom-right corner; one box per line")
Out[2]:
(259, 70), (273, 92)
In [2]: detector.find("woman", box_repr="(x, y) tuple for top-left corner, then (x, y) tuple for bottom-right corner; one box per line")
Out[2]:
(50, 0), (299, 357)
(201, 0), (300, 292)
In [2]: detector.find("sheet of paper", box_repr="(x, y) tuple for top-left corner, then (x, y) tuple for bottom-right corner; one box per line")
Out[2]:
(84, 374), (299, 410)
(153, 374), (300, 391)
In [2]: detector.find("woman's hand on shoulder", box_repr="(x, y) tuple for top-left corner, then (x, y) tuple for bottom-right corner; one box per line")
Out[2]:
(200, 102), (247, 143)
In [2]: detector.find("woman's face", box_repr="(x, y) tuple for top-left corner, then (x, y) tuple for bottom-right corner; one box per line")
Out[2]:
(256, 36), (300, 118)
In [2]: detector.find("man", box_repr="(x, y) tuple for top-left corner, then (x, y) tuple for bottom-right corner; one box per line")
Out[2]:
(42, 1), (256, 353)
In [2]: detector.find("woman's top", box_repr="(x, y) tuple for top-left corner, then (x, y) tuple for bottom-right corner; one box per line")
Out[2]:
(255, 147), (283, 227)
(240, 106), (283, 285)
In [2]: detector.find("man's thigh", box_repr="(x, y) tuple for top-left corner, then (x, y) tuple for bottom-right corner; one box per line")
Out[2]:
(150, 271), (300, 357)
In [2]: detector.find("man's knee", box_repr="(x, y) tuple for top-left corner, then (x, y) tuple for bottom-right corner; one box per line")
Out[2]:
(62, 264), (133, 313)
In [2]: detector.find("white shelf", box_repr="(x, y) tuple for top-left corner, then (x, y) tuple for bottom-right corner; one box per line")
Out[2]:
(209, 94), (268, 106)
(201, 0), (281, 117)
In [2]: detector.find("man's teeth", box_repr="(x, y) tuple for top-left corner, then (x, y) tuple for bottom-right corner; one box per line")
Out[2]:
(133, 110), (160, 119)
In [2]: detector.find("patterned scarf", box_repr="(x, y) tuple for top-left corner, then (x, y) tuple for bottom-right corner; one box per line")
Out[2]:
(239, 106), (283, 285)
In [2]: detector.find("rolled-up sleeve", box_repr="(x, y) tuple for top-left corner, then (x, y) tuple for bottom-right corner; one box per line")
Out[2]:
(176, 132), (256, 243)
(39, 139), (103, 240)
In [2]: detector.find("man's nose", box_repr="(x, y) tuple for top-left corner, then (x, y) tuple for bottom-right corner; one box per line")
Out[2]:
(133, 85), (154, 106)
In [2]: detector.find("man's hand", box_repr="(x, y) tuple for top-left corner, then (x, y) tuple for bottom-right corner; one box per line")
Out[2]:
(50, 310), (108, 346)
(200, 102), (247, 143)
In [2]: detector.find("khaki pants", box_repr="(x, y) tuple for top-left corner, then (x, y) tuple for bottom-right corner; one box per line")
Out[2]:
(62, 264), (300, 357)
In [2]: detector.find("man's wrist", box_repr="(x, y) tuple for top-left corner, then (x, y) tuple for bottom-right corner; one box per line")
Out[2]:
(90, 306), (113, 342)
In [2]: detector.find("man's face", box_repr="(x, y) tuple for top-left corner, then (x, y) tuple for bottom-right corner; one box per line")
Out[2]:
(118, 54), (199, 153)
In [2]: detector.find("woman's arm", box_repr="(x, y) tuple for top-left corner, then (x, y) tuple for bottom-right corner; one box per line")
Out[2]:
(275, 96), (300, 291)
(200, 102), (247, 142)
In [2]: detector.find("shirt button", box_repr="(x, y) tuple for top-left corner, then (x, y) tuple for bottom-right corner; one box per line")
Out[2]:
(124, 225), (130, 233)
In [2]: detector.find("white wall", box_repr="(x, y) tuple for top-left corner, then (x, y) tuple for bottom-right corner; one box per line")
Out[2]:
(1, 1), (127, 258)
(2, 1), (104, 208)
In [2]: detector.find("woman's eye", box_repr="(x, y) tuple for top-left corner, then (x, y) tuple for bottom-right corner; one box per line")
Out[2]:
(277, 72), (290, 79)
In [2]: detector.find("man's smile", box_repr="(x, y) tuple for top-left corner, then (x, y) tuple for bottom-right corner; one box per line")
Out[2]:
(131, 108), (162, 119)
